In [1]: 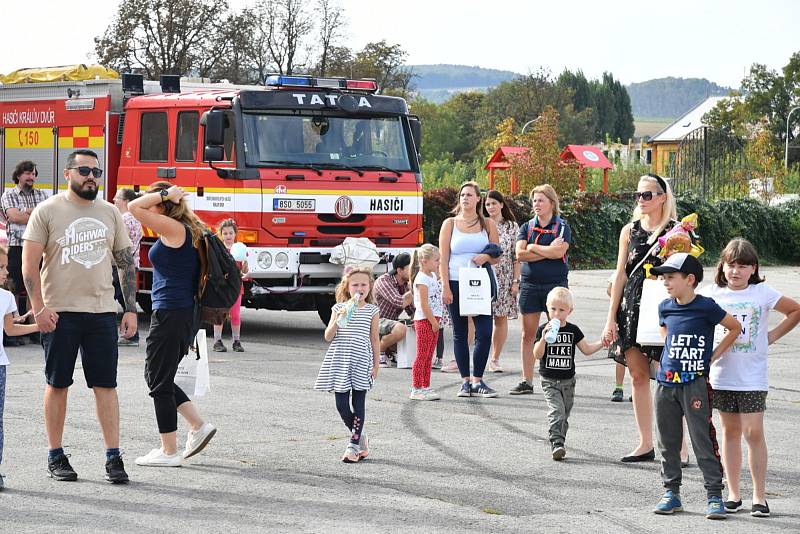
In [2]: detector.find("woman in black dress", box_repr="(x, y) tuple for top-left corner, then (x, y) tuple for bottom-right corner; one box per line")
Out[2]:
(603, 174), (677, 462)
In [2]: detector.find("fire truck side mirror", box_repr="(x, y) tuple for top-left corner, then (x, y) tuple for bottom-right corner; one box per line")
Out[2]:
(409, 116), (422, 160)
(204, 145), (225, 163)
(202, 110), (227, 147)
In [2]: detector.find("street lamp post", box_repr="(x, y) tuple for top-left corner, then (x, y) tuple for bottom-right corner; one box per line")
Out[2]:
(785, 106), (800, 169)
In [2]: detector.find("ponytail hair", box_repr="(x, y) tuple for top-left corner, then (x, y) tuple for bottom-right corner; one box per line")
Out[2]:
(410, 243), (440, 282)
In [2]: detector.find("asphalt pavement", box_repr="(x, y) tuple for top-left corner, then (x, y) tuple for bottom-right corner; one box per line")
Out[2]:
(1, 267), (799, 533)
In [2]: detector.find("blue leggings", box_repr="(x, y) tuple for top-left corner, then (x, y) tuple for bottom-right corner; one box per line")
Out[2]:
(447, 280), (493, 379)
(0, 365), (6, 466)
(335, 390), (366, 445)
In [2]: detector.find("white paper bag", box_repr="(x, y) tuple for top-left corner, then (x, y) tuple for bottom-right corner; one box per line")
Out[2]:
(395, 323), (416, 369)
(175, 329), (210, 397)
(458, 267), (491, 316)
(635, 279), (669, 346)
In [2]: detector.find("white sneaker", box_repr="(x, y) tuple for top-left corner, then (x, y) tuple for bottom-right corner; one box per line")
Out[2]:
(409, 388), (426, 400)
(135, 448), (182, 467)
(184, 422), (217, 459)
(422, 388), (441, 401)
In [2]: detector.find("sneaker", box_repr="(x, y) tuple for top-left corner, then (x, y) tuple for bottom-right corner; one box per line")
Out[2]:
(471, 381), (498, 398)
(104, 455), (129, 483)
(552, 445), (566, 461)
(0, 473), (4, 490)
(611, 388), (624, 402)
(342, 443), (361, 463)
(441, 359), (459, 373)
(379, 354), (390, 368)
(117, 337), (139, 347)
(409, 388), (426, 400)
(212, 340), (227, 352)
(488, 360), (504, 373)
(232, 340), (244, 352)
(653, 490), (683, 514)
(750, 502), (770, 517)
(422, 388), (441, 401)
(457, 382), (472, 397)
(135, 448), (183, 467)
(724, 499), (743, 513)
(358, 433), (369, 460)
(509, 381), (534, 395)
(47, 453), (78, 481)
(706, 495), (727, 520)
(432, 357), (443, 370)
(184, 422), (217, 459)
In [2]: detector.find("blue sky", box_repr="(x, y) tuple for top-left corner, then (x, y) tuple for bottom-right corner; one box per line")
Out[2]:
(3, 0), (798, 88)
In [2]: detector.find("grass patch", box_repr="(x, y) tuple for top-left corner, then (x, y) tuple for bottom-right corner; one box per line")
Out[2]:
(481, 507), (502, 515)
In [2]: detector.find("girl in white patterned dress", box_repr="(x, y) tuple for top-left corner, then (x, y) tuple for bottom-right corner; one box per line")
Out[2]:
(314, 267), (380, 463)
(484, 190), (520, 372)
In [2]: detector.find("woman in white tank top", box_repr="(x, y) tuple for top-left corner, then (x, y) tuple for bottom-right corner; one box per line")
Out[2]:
(438, 182), (501, 398)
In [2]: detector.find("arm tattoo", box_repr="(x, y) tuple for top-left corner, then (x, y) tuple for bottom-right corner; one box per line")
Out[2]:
(113, 247), (138, 313)
(23, 275), (39, 301)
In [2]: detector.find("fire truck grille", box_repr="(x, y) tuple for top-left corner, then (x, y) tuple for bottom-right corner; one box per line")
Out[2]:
(317, 214), (366, 223)
(317, 226), (365, 235)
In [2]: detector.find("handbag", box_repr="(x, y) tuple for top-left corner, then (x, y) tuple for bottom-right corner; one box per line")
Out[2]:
(175, 328), (211, 397)
(629, 240), (668, 346)
(458, 267), (492, 316)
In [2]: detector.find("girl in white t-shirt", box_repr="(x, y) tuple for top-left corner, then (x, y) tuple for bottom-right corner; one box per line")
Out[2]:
(0, 246), (40, 490)
(410, 244), (443, 401)
(700, 238), (800, 517)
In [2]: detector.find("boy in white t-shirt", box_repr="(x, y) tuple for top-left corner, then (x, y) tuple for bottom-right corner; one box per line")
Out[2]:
(409, 244), (443, 401)
(0, 246), (40, 490)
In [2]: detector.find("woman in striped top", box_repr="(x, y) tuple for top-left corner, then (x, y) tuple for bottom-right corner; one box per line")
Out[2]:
(314, 267), (380, 463)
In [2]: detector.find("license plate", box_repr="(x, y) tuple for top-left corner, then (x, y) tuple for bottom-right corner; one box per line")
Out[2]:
(273, 198), (316, 211)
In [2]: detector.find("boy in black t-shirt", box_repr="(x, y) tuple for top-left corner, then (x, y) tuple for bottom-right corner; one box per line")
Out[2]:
(533, 287), (604, 461)
(650, 253), (740, 520)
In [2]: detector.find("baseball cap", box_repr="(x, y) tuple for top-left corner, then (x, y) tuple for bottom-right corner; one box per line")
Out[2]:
(651, 252), (704, 282)
(390, 252), (412, 274)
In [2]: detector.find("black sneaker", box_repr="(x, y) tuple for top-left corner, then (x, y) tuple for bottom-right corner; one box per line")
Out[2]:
(0, 473), (4, 490)
(105, 455), (129, 484)
(509, 381), (533, 395)
(471, 381), (498, 398)
(48, 453), (78, 481)
(232, 340), (244, 352)
(724, 499), (742, 513)
(611, 388), (624, 402)
(751, 502), (770, 517)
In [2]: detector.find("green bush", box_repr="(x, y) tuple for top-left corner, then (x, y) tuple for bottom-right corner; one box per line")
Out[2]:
(422, 189), (800, 268)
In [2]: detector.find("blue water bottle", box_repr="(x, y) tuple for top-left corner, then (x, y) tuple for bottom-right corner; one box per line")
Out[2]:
(544, 318), (561, 344)
(336, 292), (362, 328)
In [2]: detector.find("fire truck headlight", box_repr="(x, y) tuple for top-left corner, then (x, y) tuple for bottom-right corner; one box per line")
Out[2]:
(257, 251), (272, 269)
(275, 252), (289, 269)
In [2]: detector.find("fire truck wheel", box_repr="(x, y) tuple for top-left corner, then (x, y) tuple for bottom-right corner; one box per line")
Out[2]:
(316, 295), (336, 325)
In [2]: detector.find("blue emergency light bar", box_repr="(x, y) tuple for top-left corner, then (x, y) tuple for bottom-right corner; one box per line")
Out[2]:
(265, 75), (377, 92)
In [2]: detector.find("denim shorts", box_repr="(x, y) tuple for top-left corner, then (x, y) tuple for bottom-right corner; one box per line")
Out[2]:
(42, 312), (119, 388)
(713, 390), (767, 413)
(518, 281), (567, 314)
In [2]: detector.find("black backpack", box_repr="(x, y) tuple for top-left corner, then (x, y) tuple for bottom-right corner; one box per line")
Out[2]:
(197, 231), (242, 325)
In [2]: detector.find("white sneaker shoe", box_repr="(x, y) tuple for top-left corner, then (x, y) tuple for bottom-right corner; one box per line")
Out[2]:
(135, 448), (183, 467)
(409, 388), (426, 400)
(184, 422), (217, 459)
(422, 388), (441, 401)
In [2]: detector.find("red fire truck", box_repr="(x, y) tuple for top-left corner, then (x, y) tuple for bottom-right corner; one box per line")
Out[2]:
(0, 69), (423, 323)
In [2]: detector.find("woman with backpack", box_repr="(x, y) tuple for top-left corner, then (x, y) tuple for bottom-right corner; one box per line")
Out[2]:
(510, 184), (571, 396)
(128, 182), (217, 467)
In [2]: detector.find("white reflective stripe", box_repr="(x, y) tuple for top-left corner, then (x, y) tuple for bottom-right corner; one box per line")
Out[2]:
(184, 192), (422, 214)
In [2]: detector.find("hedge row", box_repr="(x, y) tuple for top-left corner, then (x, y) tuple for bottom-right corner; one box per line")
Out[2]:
(423, 188), (800, 268)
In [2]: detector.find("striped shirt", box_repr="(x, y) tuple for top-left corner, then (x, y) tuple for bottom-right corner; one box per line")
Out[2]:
(1, 186), (49, 246)
(314, 303), (378, 392)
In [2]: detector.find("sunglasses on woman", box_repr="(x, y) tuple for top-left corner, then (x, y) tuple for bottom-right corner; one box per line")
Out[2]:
(68, 166), (104, 178)
(633, 191), (663, 201)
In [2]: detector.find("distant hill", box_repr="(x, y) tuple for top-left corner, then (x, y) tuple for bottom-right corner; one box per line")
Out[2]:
(409, 64), (519, 103)
(626, 77), (733, 119)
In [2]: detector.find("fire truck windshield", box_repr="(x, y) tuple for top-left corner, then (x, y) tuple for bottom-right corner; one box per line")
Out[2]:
(242, 113), (413, 171)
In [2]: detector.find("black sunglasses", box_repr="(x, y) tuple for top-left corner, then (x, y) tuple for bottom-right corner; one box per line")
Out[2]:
(634, 191), (664, 201)
(68, 166), (103, 178)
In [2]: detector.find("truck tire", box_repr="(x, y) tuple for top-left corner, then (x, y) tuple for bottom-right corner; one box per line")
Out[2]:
(316, 295), (336, 325)
(137, 293), (153, 315)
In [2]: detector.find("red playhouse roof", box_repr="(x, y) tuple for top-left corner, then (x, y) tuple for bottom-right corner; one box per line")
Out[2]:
(484, 146), (529, 169)
(560, 145), (613, 169)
